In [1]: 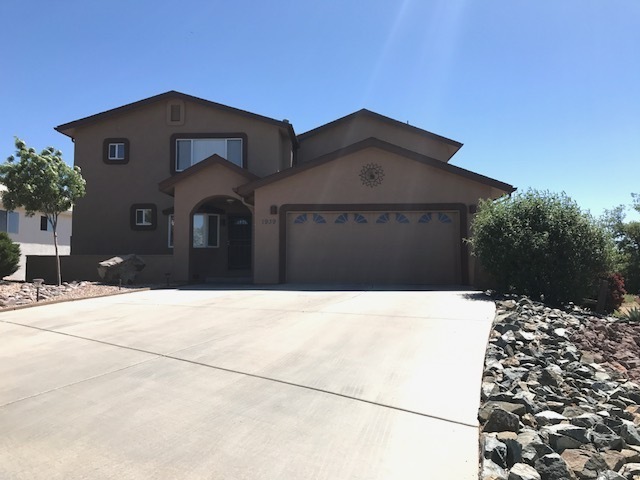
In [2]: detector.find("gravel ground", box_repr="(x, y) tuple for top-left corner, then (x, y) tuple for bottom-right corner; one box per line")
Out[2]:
(0, 280), (153, 309)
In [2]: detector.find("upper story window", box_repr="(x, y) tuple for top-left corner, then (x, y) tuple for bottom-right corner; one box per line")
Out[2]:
(103, 138), (130, 164)
(176, 138), (243, 171)
(135, 208), (153, 226)
(108, 143), (125, 160)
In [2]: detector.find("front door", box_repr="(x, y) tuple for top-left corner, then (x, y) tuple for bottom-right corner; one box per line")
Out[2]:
(228, 216), (252, 270)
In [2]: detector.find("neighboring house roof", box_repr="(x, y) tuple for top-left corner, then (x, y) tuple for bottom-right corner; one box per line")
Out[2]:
(56, 91), (298, 147)
(297, 109), (463, 153)
(159, 154), (259, 196)
(236, 137), (515, 197)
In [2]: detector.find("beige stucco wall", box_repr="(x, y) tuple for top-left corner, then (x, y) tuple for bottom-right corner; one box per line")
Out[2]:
(171, 164), (254, 283)
(297, 115), (459, 164)
(253, 147), (506, 284)
(70, 98), (290, 256)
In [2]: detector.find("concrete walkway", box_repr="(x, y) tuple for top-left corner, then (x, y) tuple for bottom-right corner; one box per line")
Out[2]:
(0, 287), (495, 479)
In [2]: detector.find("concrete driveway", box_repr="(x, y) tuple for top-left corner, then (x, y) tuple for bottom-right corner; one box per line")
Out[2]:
(0, 287), (495, 479)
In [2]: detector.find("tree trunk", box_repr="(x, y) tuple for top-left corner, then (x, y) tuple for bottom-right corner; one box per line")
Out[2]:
(51, 216), (61, 286)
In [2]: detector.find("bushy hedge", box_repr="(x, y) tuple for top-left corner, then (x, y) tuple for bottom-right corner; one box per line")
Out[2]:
(470, 190), (614, 305)
(0, 232), (20, 279)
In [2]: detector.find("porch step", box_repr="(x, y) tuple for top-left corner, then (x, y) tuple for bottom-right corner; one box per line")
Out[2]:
(204, 276), (253, 284)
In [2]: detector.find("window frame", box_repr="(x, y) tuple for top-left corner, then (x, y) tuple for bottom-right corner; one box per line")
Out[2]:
(40, 216), (50, 231)
(135, 208), (153, 226)
(103, 138), (130, 164)
(7, 211), (19, 234)
(192, 213), (220, 248)
(170, 133), (247, 174)
(130, 203), (157, 231)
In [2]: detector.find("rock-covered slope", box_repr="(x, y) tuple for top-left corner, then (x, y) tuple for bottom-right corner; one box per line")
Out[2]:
(479, 297), (640, 480)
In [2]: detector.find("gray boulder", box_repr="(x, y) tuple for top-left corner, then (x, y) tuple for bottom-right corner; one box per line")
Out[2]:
(485, 408), (521, 433)
(97, 254), (145, 284)
(534, 453), (577, 480)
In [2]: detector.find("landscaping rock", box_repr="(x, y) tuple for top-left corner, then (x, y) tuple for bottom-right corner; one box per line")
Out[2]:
(479, 295), (640, 480)
(509, 462), (542, 480)
(535, 453), (577, 480)
(97, 254), (145, 284)
(482, 458), (509, 480)
(617, 463), (640, 478)
(485, 408), (521, 433)
(595, 471), (625, 480)
(560, 449), (607, 479)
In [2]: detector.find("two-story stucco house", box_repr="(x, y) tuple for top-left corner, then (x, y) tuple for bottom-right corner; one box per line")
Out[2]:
(54, 91), (514, 285)
(0, 185), (72, 281)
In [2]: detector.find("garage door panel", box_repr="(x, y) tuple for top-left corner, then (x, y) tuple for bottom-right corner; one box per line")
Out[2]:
(286, 211), (460, 285)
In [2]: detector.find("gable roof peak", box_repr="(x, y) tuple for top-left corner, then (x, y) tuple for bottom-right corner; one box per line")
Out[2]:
(55, 90), (295, 140)
(297, 108), (462, 150)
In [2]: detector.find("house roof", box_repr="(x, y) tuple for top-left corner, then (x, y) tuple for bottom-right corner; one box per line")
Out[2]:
(236, 137), (515, 197)
(55, 91), (298, 146)
(158, 154), (259, 196)
(297, 109), (463, 153)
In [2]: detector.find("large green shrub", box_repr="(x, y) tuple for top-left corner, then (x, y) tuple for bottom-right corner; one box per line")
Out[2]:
(0, 232), (20, 278)
(470, 190), (614, 305)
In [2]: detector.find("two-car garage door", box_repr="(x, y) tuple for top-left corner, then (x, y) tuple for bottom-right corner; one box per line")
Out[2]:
(285, 209), (462, 285)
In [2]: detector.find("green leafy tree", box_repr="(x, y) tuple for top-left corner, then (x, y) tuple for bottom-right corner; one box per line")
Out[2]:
(469, 189), (614, 305)
(0, 138), (86, 286)
(0, 232), (20, 278)
(601, 193), (640, 294)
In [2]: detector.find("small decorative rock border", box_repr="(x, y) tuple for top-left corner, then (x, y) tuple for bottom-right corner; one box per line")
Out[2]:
(479, 296), (640, 480)
(0, 281), (153, 310)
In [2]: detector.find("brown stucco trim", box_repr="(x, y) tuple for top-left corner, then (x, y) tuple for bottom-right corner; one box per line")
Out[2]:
(169, 132), (249, 175)
(130, 203), (157, 231)
(278, 203), (469, 285)
(158, 154), (259, 196)
(102, 138), (130, 165)
(236, 137), (515, 197)
(297, 109), (463, 150)
(55, 91), (296, 143)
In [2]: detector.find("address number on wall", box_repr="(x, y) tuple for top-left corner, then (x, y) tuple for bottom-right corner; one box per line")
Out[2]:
(261, 219), (277, 225)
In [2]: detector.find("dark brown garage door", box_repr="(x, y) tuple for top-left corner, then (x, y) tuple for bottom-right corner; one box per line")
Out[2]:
(285, 210), (461, 284)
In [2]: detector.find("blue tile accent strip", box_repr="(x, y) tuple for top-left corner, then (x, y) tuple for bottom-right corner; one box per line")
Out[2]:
(294, 213), (307, 224)
(335, 213), (349, 224)
(395, 213), (410, 224)
(313, 213), (326, 224)
(376, 213), (390, 224)
(438, 213), (452, 223)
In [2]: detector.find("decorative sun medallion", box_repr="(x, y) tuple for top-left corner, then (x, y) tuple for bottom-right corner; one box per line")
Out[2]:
(359, 163), (385, 188)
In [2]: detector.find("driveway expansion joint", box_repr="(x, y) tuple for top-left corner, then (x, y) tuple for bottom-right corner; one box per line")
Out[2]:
(0, 318), (477, 429)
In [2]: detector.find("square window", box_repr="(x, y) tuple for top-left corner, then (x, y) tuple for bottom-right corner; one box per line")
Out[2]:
(104, 138), (129, 164)
(135, 208), (152, 226)
(130, 204), (156, 230)
(108, 143), (125, 160)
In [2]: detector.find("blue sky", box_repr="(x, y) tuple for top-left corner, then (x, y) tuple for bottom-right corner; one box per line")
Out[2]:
(1, 0), (638, 220)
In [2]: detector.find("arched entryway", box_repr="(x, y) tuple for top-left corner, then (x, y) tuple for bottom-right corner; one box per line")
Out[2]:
(188, 195), (253, 282)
